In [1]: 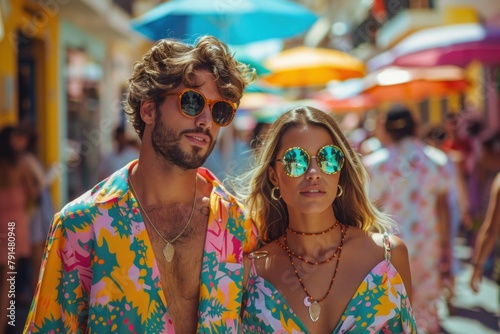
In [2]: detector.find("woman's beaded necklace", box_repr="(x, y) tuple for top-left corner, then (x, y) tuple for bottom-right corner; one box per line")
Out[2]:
(277, 223), (348, 322)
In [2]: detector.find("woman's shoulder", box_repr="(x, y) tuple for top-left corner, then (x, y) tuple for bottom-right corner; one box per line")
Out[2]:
(244, 241), (287, 273)
(245, 241), (281, 262)
(346, 228), (409, 263)
(243, 241), (284, 286)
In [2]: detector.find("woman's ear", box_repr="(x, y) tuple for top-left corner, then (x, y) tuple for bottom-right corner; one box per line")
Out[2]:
(140, 101), (155, 125)
(268, 165), (279, 187)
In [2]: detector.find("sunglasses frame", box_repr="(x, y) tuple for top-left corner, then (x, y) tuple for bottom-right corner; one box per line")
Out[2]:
(276, 144), (345, 177)
(164, 88), (238, 127)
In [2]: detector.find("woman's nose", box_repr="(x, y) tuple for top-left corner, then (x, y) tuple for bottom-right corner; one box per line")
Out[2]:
(305, 156), (321, 179)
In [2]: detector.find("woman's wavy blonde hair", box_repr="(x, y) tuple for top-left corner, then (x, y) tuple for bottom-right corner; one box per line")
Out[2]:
(234, 106), (396, 244)
(124, 35), (255, 139)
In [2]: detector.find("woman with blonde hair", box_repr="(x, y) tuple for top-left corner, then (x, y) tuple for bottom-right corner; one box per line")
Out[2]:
(235, 106), (417, 333)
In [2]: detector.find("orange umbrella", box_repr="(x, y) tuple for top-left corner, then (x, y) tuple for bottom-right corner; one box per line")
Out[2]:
(363, 66), (469, 102)
(364, 79), (468, 102)
(262, 46), (365, 87)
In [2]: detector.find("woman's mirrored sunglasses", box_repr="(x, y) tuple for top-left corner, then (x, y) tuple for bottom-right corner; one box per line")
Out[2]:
(276, 145), (345, 177)
(164, 89), (237, 127)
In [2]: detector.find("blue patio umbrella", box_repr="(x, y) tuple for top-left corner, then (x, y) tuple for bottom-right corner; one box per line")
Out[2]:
(130, 0), (318, 45)
(235, 54), (271, 76)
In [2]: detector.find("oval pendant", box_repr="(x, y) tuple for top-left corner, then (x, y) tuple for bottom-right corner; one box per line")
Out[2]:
(308, 301), (321, 322)
(163, 243), (175, 262)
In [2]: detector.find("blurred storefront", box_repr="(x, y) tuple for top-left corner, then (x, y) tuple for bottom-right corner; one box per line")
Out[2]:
(294, 0), (500, 134)
(58, 0), (148, 204)
(0, 0), (59, 198)
(360, 1), (500, 129)
(0, 0), (149, 207)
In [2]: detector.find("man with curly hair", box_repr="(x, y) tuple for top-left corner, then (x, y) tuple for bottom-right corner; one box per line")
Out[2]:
(24, 36), (257, 333)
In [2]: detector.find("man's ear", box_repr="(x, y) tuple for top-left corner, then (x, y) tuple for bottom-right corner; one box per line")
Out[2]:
(140, 101), (155, 125)
(268, 165), (279, 187)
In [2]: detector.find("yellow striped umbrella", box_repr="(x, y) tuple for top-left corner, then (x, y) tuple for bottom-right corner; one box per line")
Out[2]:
(263, 46), (365, 87)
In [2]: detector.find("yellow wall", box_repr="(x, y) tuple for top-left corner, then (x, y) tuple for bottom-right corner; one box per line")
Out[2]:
(0, 2), (21, 125)
(43, 16), (61, 207)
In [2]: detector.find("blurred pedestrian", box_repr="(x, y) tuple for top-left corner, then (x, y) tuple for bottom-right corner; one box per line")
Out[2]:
(358, 113), (391, 156)
(0, 126), (39, 333)
(470, 171), (500, 288)
(236, 106), (416, 333)
(441, 113), (473, 174)
(203, 117), (255, 182)
(421, 124), (470, 310)
(10, 125), (59, 298)
(249, 120), (271, 152)
(364, 106), (452, 334)
(24, 35), (257, 333)
(98, 126), (139, 180)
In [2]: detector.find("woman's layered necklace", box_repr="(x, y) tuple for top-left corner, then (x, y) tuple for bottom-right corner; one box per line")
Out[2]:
(276, 221), (348, 322)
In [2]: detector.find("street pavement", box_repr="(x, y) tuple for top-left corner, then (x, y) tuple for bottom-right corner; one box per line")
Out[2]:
(439, 241), (499, 334)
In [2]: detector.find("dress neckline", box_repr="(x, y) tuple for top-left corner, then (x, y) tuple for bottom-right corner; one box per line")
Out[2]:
(246, 260), (397, 334)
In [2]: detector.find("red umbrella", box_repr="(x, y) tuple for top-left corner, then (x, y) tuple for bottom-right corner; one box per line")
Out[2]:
(389, 42), (500, 69)
(364, 79), (468, 103)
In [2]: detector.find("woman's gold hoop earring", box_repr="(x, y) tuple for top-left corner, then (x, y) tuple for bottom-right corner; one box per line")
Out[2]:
(336, 185), (343, 198)
(271, 186), (281, 201)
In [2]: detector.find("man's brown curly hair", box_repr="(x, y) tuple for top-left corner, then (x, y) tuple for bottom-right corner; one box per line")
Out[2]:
(124, 35), (255, 139)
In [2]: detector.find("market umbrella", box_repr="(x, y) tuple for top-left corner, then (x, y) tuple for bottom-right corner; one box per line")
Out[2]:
(232, 38), (283, 76)
(130, 0), (318, 45)
(239, 92), (285, 111)
(365, 79), (468, 102)
(367, 23), (500, 71)
(235, 54), (271, 76)
(262, 46), (365, 87)
(326, 66), (469, 103)
(313, 91), (379, 113)
(363, 66), (469, 102)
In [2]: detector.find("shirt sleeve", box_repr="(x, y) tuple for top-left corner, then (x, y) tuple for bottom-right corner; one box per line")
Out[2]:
(229, 198), (259, 256)
(243, 215), (259, 254)
(24, 213), (90, 333)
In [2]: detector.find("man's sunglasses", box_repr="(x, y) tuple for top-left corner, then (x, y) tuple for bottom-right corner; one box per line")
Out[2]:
(276, 145), (345, 177)
(164, 89), (237, 127)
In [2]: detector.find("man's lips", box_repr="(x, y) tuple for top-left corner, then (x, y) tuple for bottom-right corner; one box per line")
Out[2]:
(185, 133), (210, 144)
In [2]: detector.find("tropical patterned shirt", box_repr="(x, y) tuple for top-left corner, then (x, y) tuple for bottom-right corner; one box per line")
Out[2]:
(24, 161), (258, 333)
(241, 234), (417, 333)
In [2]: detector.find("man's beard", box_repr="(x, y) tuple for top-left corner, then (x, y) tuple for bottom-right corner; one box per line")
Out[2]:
(151, 115), (215, 170)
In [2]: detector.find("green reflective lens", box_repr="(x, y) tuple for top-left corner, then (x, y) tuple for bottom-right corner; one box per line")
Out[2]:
(282, 147), (310, 177)
(317, 145), (344, 174)
(278, 145), (344, 177)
